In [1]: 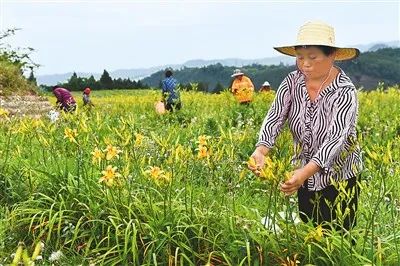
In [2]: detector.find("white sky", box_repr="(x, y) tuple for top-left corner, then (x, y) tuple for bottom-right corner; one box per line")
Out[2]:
(1, 0), (399, 75)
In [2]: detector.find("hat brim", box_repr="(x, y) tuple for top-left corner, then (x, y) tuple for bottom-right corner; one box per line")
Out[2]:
(274, 45), (360, 61)
(231, 73), (244, 77)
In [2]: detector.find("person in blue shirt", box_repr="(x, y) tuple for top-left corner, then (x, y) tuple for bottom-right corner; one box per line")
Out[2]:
(161, 69), (181, 112)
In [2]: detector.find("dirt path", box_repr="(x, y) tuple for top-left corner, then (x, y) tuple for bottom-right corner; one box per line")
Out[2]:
(0, 95), (54, 119)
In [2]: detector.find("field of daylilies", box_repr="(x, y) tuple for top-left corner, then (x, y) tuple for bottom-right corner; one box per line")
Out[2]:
(0, 87), (399, 265)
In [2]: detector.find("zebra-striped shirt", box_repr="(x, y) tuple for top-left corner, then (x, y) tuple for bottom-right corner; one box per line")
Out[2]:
(257, 68), (362, 191)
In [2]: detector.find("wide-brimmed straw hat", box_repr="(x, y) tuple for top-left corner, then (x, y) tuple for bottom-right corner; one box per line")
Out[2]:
(262, 81), (270, 87)
(274, 21), (360, 61)
(231, 69), (244, 77)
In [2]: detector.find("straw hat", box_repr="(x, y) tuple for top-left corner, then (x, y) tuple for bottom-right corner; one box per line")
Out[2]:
(231, 69), (244, 77)
(274, 21), (360, 61)
(262, 81), (270, 87)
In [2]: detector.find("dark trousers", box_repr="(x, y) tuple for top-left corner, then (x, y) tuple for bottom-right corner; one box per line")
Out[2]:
(298, 177), (359, 230)
(165, 101), (182, 112)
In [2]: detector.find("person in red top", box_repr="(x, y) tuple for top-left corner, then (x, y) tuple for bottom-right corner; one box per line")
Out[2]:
(52, 86), (77, 112)
(83, 87), (94, 108)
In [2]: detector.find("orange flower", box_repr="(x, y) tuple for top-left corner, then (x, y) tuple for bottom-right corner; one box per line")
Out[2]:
(197, 145), (208, 159)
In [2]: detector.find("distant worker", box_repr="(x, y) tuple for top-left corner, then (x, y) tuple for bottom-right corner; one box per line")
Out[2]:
(83, 87), (94, 108)
(260, 81), (272, 93)
(230, 69), (254, 104)
(52, 86), (76, 112)
(161, 69), (182, 112)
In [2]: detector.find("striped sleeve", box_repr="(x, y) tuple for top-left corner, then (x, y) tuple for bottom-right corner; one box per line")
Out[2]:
(311, 88), (358, 173)
(256, 75), (292, 148)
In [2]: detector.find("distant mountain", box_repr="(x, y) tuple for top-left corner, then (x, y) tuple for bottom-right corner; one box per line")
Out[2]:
(354, 40), (399, 52)
(36, 40), (399, 85)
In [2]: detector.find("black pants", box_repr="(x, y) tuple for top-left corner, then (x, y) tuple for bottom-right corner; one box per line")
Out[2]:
(165, 102), (182, 112)
(298, 177), (359, 230)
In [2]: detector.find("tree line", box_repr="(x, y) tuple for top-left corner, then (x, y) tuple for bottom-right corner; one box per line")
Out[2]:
(40, 70), (150, 92)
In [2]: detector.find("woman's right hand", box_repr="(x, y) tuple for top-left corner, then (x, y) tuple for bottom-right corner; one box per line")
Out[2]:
(248, 146), (269, 176)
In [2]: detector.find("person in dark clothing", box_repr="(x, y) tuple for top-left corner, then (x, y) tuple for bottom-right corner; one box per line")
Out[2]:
(161, 70), (181, 112)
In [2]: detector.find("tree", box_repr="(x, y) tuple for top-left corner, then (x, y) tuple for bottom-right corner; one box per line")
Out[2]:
(100, 69), (113, 89)
(86, 75), (99, 90)
(27, 69), (37, 86)
(68, 72), (84, 91)
(213, 82), (224, 94)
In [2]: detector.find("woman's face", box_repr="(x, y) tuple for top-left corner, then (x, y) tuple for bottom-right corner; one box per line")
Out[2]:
(295, 47), (335, 80)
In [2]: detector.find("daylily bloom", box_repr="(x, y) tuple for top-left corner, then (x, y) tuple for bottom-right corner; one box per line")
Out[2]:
(104, 144), (122, 160)
(145, 166), (171, 185)
(99, 165), (121, 187)
(91, 147), (104, 164)
(197, 135), (209, 146)
(304, 224), (324, 242)
(64, 128), (78, 143)
(197, 145), (208, 159)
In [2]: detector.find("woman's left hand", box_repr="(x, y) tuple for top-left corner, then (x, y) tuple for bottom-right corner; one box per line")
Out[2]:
(280, 169), (308, 196)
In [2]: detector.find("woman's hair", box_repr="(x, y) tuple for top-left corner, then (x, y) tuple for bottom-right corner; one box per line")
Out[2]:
(294, 45), (336, 56)
(52, 85), (60, 90)
(165, 70), (173, 77)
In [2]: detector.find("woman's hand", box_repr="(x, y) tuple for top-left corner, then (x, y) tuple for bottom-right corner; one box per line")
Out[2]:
(280, 162), (321, 196)
(248, 146), (269, 176)
(280, 169), (307, 196)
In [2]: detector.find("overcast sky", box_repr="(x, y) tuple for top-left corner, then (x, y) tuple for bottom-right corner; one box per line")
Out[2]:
(1, 0), (399, 75)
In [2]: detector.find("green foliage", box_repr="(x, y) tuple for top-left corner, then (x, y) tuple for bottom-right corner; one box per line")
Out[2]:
(27, 70), (37, 86)
(99, 69), (113, 89)
(0, 59), (37, 96)
(0, 28), (39, 96)
(339, 48), (400, 89)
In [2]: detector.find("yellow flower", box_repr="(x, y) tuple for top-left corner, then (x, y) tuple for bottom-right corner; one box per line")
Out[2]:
(0, 108), (9, 117)
(247, 156), (277, 182)
(145, 166), (171, 185)
(197, 135), (209, 146)
(265, 156), (274, 168)
(247, 157), (257, 169)
(104, 144), (122, 160)
(285, 171), (292, 182)
(134, 133), (144, 147)
(197, 145), (208, 159)
(258, 167), (275, 181)
(304, 225), (324, 243)
(91, 147), (104, 164)
(147, 166), (163, 179)
(99, 165), (120, 187)
(64, 128), (78, 143)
